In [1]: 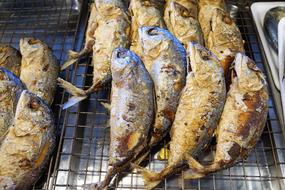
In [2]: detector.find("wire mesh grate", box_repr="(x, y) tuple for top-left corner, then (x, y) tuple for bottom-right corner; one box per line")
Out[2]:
(0, 0), (285, 190)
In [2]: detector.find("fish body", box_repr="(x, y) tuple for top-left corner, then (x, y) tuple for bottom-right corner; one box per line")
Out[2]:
(20, 38), (59, 105)
(207, 8), (244, 74)
(129, 0), (166, 54)
(0, 90), (56, 190)
(138, 26), (187, 146)
(164, 0), (203, 48)
(264, 6), (285, 51)
(0, 68), (25, 140)
(91, 48), (155, 190)
(136, 42), (226, 190)
(187, 53), (269, 177)
(0, 45), (21, 76)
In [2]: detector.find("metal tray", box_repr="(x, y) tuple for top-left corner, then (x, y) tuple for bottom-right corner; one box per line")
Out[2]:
(1, 0), (285, 190)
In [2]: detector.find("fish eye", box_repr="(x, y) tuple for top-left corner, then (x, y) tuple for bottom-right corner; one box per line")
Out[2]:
(117, 50), (127, 58)
(199, 50), (210, 60)
(147, 28), (158, 36)
(29, 98), (40, 110)
(223, 16), (233, 25)
(27, 39), (40, 45)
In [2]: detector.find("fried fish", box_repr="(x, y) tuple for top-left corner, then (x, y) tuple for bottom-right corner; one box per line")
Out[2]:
(0, 45), (21, 76)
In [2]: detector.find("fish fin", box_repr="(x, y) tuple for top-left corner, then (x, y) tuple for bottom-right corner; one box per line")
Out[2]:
(99, 102), (111, 111)
(61, 58), (78, 70)
(183, 169), (206, 179)
(68, 50), (80, 59)
(62, 96), (87, 109)
(134, 150), (150, 165)
(131, 164), (162, 190)
(185, 154), (206, 171)
(57, 78), (86, 97)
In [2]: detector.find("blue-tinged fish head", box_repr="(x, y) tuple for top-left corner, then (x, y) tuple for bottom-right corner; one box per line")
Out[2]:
(111, 47), (142, 80)
(234, 53), (266, 92)
(139, 26), (186, 61)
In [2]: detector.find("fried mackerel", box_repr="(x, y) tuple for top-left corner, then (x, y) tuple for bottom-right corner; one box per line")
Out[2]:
(135, 42), (226, 190)
(129, 0), (166, 53)
(59, 0), (131, 108)
(0, 45), (21, 76)
(20, 38), (59, 105)
(138, 26), (187, 146)
(0, 68), (25, 140)
(0, 90), (56, 190)
(186, 53), (269, 178)
(164, 0), (203, 48)
(89, 48), (155, 190)
(198, 0), (226, 45)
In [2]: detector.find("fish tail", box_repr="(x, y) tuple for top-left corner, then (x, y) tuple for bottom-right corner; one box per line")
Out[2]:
(131, 164), (162, 190)
(185, 154), (221, 179)
(61, 48), (91, 70)
(87, 167), (116, 190)
(57, 78), (88, 109)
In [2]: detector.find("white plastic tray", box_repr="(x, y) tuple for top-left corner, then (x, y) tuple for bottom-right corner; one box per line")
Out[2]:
(251, 2), (285, 90)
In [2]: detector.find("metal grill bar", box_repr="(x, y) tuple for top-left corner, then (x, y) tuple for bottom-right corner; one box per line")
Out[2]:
(1, 0), (285, 190)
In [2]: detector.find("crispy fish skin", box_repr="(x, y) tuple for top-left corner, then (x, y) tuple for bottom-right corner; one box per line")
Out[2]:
(90, 48), (154, 190)
(0, 45), (21, 76)
(138, 26), (187, 146)
(207, 8), (244, 75)
(19, 38), (59, 105)
(0, 68), (25, 140)
(129, 0), (166, 54)
(164, 0), (204, 48)
(0, 90), (56, 190)
(186, 53), (269, 177)
(198, 0), (226, 45)
(135, 42), (226, 190)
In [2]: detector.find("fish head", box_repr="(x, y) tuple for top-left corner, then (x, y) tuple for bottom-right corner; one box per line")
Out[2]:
(138, 26), (185, 59)
(13, 90), (54, 137)
(20, 38), (47, 57)
(171, 1), (196, 19)
(95, 0), (126, 14)
(234, 53), (266, 92)
(188, 42), (222, 80)
(111, 47), (141, 80)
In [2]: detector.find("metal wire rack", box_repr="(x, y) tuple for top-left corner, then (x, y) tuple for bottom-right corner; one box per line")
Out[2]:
(1, 0), (285, 190)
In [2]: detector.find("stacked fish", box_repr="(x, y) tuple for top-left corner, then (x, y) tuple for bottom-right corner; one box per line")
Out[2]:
(0, 39), (59, 190)
(57, 0), (269, 190)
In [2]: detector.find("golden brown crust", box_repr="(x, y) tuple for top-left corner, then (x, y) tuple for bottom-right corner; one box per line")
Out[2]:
(0, 45), (21, 77)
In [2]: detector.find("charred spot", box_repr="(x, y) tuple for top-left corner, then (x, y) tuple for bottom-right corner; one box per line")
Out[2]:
(199, 49), (211, 60)
(163, 108), (175, 121)
(227, 142), (241, 160)
(200, 125), (206, 130)
(42, 64), (49, 71)
(223, 16), (233, 25)
(128, 103), (136, 111)
(29, 98), (40, 110)
(117, 134), (131, 154)
(19, 158), (32, 169)
(184, 122), (188, 126)
(173, 2), (193, 18)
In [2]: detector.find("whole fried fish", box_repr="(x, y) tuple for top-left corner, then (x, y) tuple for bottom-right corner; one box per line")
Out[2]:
(0, 45), (21, 76)
(59, 0), (131, 109)
(0, 90), (56, 190)
(186, 53), (269, 178)
(129, 0), (166, 54)
(0, 68), (25, 140)
(164, 0), (204, 48)
(138, 26), (187, 146)
(198, 0), (226, 45)
(20, 38), (59, 105)
(135, 42), (226, 190)
(207, 8), (244, 76)
(90, 48), (155, 190)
